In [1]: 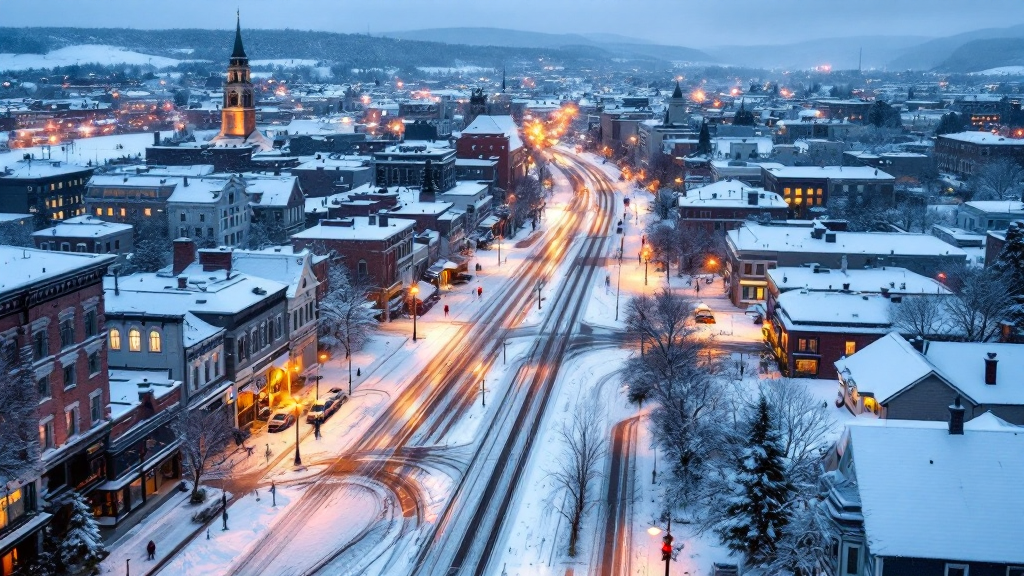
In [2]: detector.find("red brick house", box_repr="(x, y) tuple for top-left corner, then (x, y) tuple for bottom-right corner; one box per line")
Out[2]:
(678, 180), (787, 235)
(457, 115), (527, 193)
(0, 247), (115, 573)
(291, 214), (416, 319)
(935, 131), (1024, 178)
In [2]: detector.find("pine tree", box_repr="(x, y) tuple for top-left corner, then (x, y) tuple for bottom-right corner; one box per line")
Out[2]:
(716, 394), (792, 566)
(58, 491), (105, 573)
(995, 221), (1024, 291)
(697, 121), (712, 155)
(13, 528), (60, 576)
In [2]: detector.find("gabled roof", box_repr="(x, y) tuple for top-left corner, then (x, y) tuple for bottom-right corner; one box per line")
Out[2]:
(847, 420), (1024, 563)
(834, 332), (939, 403)
(461, 115), (524, 151)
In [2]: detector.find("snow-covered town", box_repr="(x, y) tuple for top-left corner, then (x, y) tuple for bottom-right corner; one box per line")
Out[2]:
(1, 2), (1024, 576)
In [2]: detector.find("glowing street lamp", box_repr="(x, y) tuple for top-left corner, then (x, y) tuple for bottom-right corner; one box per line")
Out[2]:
(649, 518), (674, 576)
(641, 245), (654, 286)
(293, 403), (302, 466)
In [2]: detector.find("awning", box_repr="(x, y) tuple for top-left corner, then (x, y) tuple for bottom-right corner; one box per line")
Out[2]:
(414, 280), (438, 300)
(478, 215), (500, 229)
(443, 261), (459, 270)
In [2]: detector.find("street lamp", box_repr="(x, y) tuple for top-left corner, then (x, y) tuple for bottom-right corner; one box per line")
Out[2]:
(476, 363), (486, 407)
(292, 403), (302, 466)
(497, 234), (503, 266)
(642, 245), (653, 286)
(409, 284), (419, 342)
(648, 518), (674, 576)
(315, 352), (327, 401)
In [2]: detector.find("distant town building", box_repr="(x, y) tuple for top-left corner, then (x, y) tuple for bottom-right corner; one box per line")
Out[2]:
(32, 214), (134, 255)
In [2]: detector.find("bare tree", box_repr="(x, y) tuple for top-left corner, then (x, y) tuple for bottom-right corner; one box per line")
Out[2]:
(760, 379), (834, 490)
(510, 175), (544, 231)
(174, 406), (233, 503)
(550, 401), (605, 557)
(646, 222), (678, 281)
(970, 158), (1024, 201)
(943, 264), (1016, 342)
(888, 294), (951, 338)
(765, 496), (835, 576)
(0, 345), (41, 485)
(318, 260), (378, 389)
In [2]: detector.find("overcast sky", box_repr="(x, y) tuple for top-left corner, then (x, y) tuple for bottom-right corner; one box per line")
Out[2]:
(3, 0), (1023, 47)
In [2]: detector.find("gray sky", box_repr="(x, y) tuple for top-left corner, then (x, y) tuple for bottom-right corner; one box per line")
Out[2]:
(3, 0), (1023, 46)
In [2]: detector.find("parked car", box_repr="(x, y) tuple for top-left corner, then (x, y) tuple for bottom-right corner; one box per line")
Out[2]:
(694, 303), (716, 324)
(452, 273), (473, 285)
(306, 394), (346, 423)
(267, 411), (296, 433)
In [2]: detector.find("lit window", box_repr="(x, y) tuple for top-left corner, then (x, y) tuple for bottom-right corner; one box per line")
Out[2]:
(845, 341), (856, 356)
(144, 208), (152, 217)
(109, 329), (121, 350)
(128, 328), (141, 352)
(148, 330), (161, 353)
(107, 207), (113, 216)
(95, 208), (102, 216)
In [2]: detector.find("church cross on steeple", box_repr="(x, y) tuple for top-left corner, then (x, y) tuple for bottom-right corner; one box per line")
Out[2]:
(231, 10), (247, 60)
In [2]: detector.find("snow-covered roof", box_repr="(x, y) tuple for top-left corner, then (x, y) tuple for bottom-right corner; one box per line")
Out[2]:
(107, 368), (180, 422)
(208, 127), (275, 152)
(847, 420), (1024, 563)
(940, 132), (1024, 146)
(440, 180), (489, 198)
(764, 165), (894, 181)
(291, 216), (415, 242)
(166, 177), (230, 204)
(244, 175), (298, 207)
(32, 215), (133, 239)
(293, 157), (368, 171)
(391, 201), (454, 216)
(104, 270), (287, 317)
(0, 159), (92, 179)
(768, 266), (949, 295)
(228, 247), (313, 298)
(0, 213), (32, 223)
(678, 180), (786, 209)
(835, 332), (936, 402)
(729, 223), (967, 258)
(181, 312), (224, 347)
(924, 341), (1024, 405)
(776, 291), (892, 332)
(961, 200), (1024, 215)
(461, 115), (524, 151)
(0, 246), (115, 295)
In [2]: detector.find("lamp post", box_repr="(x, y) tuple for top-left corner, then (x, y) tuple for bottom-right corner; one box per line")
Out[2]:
(409, 284), (419, 342)
(316, 352), (327, 401)
(648, 518), (674, 576)
(615, 260), (622, 321)
(293, 403), (302, 466)
(642, 245), (653, 286)
(477, 363), (486, 407)
(497, 234), (502, 266)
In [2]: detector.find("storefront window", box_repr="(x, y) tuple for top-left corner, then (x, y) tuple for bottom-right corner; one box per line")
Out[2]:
(0, 487), (26, 531)
(794, 358), (819, 376)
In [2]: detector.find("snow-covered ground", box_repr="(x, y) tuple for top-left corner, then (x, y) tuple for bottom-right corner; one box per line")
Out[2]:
(0, 130), (220, 167)
(971, 65), (1024, 76)
(0, 45), (186, 72)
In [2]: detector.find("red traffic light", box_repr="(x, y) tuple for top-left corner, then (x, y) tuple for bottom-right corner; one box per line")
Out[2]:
(661, 542), (672, 560)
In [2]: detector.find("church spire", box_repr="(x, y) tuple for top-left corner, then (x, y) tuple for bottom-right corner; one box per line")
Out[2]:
(672, 81), (683, 99)
(502, 67), (506, 93)
(231, 11), (247, 60)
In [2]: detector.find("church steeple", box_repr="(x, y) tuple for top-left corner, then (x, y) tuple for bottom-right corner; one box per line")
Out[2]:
(672, 81), (683, 99)
(218, 12), (256, 138)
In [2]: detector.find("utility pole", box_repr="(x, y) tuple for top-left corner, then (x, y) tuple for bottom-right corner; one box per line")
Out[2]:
(615, 261), (622, 321)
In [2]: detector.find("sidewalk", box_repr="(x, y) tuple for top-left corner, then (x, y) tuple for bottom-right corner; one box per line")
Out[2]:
(99, 486), (226, 576)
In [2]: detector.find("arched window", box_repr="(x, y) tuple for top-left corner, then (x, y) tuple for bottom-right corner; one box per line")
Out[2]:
(228, 91), (239, 107)
(109, 329), (121, 350)
(128, 329), (141, 352)
(148, 330), (162, 353)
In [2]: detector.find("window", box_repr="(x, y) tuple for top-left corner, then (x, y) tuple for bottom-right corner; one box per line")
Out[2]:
(841, 543), (860, 575)
(276, 315), (283, 339)
(107, 207), (113, 216)
(148, 330), (161, 353)
(90, 392), (102, 426)
(180, 212), (187, 222)
(755, 263), (765, 276)
(797, 338), (819, 353)
(193, 366), (201, 389)
(743, 263), (753, 275)
(945, 565), (968, 576)
(794, 358), (819, 376)
(199, 213), (205, 223)
(128, 328), (141, 352)
(204, 359), (211, 382)
(357, 260), (368, 278)
(63, 364), (76, 389)
(39, 420), (54, 450)
(109, 328), (121, 350)
(37, 376), (51, 399)
(95, 208), (102, 216)
(845, 341), (856, 356)
(84, 310), (98, 337)
(144, 208), (152, 217)
(1007, 567), (1024, 576)
(213, 353), (220, 377)
(65, 406), (78, 438)
(33, 330), (48, 360)
(88, 351), (100, 375)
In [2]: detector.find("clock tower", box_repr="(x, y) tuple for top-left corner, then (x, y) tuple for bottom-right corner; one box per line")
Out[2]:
(220, 13), (257, 139)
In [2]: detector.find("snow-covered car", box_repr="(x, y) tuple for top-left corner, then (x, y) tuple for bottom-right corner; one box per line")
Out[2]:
(267, 412), (295, 433)
(694, 303), (716, 324)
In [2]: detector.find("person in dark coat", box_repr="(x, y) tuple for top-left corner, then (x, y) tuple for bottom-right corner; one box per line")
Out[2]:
(147, 540), (156, 560)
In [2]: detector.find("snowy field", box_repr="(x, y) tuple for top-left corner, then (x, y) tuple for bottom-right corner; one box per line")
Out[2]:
(0, 45), (186, 72)
(972, 65), (1024, 76)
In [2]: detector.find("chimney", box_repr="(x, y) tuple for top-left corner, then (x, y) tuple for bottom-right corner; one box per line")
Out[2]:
(948, 395), (965, 435)
(368, 214), (377, 226)
(171, 238), (196, 275)
(378, 211), (389, 227)
(842, 282), (850, 291)
(113, 269), (120, 296)
(825, 231), (837, 243)
(177, 275), (188, 289)
(153, 131), (160, 146)
(984, 352), (998, 385)
(747, 191), (758, 206)
(183, 176), (189, 187)
(199, 247), (233, 272)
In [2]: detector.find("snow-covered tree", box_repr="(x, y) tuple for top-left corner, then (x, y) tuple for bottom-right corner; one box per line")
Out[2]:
(994, 221), (1024, 290)
(765, 495), (835, 576)
(889, 293), (951, 338)
(715, 393), (792, 565)
(318, 260), (378, 386)
(970, 158), (1024, 201)
(697, 121), (712, 155)
(0, 220), (33, 247)
(0, 345), (41, 486)
(13, 528), (60, 576)
(174, 406), (233, 503)
(550, 401), (605, 558)
(943, 264), (1016, 342)
(124, 237), (170, 274)
(58, 491), (105, 573)
(761, 379), (834, 490)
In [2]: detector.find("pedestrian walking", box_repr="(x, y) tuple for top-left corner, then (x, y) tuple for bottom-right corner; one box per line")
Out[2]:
(477, 286), (483, 299)
(147, 540), (156, 560)
(443, 304), (449, 317)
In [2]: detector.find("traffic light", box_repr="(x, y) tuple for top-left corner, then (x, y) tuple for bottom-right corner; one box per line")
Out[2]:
(661, 533), (674, 561)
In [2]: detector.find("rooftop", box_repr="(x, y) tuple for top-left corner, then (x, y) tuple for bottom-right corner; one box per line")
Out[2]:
(768, 266), (949, 295)
(1, 159), (93, 179)
(107, 369), (180, 422)
(32, 215), (133, 239)
(678, 180), (786, 209)
(0, 246), (115, 296)
(764, 165), (895, 181)
(962, 200), (1024, 215)
(940, 131), (1024, 146)
(291, 215), (416, 242)
(104, 270), (287, 317)
(461, 115), (524, 151)
(729, 222), (967, 258)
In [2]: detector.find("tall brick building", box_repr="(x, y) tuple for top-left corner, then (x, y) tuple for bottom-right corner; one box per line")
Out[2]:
(0, 247), (115, 573)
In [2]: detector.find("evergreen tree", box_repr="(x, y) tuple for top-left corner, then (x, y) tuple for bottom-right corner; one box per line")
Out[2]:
(868, 100), (902, 129)
(58, 491), (105, 573)
(697, 121), (712, 155)
(935, 112), (966, 136)
(13, 528), (60, 576)
(908, 86), (916, 100)
(716, 394), (792, 565)
(994, 221), (1024, 310)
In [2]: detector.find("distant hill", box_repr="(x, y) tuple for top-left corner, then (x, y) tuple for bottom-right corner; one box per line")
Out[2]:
(385, 27), (713, 63)
(888, 23), (1024, 70)
(936, 37), (1024, 73)
(0, 27), (629, 75)
(709, 35), (931, 70)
